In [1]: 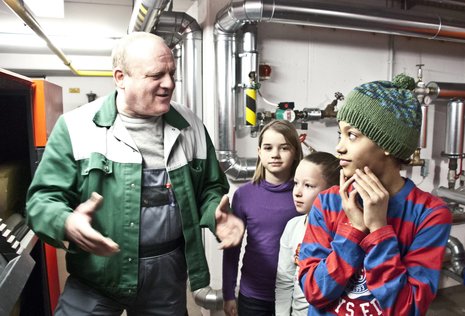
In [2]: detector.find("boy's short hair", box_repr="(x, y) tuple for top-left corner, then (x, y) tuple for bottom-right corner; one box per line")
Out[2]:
(336, 74), (421, 161)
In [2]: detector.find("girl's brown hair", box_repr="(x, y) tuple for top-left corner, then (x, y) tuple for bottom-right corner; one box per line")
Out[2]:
(252, 120), (303, 184)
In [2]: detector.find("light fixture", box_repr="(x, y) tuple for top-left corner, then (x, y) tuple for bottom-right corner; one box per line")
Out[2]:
(23, 0), (64, 18)
(0, 33), (117, 53)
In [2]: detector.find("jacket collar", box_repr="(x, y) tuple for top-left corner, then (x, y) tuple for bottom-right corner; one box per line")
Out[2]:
(93, 90), (190, 130)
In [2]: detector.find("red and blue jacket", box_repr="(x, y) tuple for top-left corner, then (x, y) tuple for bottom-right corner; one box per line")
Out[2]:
(298, 178), (452, 315)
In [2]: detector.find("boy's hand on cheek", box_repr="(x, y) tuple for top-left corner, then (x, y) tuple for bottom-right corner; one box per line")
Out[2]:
(353, 167), (388, 232)
(339, 170), (368, 233)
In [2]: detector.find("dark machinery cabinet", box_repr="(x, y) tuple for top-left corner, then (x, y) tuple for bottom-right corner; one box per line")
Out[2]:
(0, 68), (63, 316)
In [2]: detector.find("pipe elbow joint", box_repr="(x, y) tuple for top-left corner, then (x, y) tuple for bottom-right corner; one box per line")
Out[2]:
(193, 286), (224, 310)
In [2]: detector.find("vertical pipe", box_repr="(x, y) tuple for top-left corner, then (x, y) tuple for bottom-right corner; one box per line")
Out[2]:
(245, 87), (257, 126)
(419, 104), (428, 148)
(444, 99), (465, 157)
(183, 30), (203, 120)
(241, 24), (259, 127)
(173, 45), (183, 104)
(215, 31), (236, 152)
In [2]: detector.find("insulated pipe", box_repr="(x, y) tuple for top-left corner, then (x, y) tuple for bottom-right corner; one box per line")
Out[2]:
(127, 0), (171, 33)
(215, 31), (237, 155)
(216, 0), (465, 40)
(436, 186), (465, 204)
(214, 30), (257, 181)
(443, 99), (465, 158)
(214, 0), (465, 181)
(154, 12), (203, 120)
(446, 236), (465, 279)
(173, 46), (183, 104)
(241, 24), (259, 127)
(419, 104), (428, 148)
(182, 25), (203, 120)
(3, 0), (112, 76)
(192, 287), (224, 310)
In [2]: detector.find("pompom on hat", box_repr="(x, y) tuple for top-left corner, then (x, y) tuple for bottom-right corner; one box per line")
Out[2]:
(336, 74), (422, 161)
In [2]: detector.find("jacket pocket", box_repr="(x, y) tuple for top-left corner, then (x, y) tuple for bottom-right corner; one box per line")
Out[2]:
(80, 152), (113, 195)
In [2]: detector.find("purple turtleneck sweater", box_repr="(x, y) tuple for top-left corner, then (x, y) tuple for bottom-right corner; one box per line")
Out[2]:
(222, 179), (299, 302)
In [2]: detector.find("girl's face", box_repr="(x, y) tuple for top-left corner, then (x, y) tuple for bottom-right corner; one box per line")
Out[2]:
(336, 121), (388, 178)
(293, 160), (328, 214)
(258, 128), (296, 184)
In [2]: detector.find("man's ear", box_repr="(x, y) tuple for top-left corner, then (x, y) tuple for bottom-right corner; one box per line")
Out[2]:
(113, 68), (125, 88)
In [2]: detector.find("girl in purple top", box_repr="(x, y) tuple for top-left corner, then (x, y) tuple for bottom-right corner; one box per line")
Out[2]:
(222, 120), (303, 316)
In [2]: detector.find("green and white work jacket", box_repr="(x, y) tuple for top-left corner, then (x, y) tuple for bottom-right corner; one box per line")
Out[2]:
(26, 91), (229, 299)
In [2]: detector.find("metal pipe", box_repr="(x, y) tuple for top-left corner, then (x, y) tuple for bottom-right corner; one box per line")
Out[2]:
(217, 151), (256, 181)
(173, 45), (183, 104)
(127, 0), (171, 33)
(241, 24), (259, 130)
(192, 286), (224, 310)
(182, 22), (203, 120)
(419, 104), (428, 148)
(443, 99), (465, 158)
(150, 11), (203, 120)
(3, 0), (112, 77)
(436, 186), (465, 204)
(426, 82), (465, 100)
(215, 31), (237, 154)
(216, 0), (465, 41)
(446, 236), (465, 279)
(416, 0), (465, 9)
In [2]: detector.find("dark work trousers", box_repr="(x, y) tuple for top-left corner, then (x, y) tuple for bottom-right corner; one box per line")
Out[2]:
(54, 246), (187, 316)
(238, 292), (275, 316)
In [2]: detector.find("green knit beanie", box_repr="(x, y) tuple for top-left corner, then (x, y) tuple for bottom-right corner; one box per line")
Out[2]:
(336, 74), (422, 160)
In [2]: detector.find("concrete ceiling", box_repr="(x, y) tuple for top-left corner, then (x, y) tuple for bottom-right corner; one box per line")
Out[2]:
(0, 0), (197, 54)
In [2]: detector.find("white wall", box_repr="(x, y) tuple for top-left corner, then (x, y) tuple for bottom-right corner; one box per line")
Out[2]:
(46, 76), (115, 112)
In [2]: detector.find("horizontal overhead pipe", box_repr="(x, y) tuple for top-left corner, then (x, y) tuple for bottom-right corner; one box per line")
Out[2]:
(216, 0), (465, 41)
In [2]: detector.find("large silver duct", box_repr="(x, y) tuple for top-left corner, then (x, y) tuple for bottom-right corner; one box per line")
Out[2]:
(128, 2), (203, 119)
(154, 11), (203, 120)
(216, 22), (257, 181)
(214, 0), (465, 181)
(128, 0), (171, 33)
(216, 0), (465, 40)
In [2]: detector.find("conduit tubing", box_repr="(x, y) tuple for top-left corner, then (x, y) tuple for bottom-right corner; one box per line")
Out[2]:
(216, 0), (465, 41)
(447, 236), (465, 278)
(3, 0), (112, 77)
(214, 0), (465, 181)
(155, 12), (203, 120)
(127, 0), (171, 33)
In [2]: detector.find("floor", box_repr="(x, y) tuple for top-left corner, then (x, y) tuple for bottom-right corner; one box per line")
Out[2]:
(120, 289), (203, 316)
(187, 290), (203, 316)
(427, 285), (465, 315)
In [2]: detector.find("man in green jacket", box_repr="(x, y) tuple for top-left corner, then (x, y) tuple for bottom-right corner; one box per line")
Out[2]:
(26, 31), (244, 315)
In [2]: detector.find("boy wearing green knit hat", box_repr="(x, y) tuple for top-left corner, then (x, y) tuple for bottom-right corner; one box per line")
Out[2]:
(298, 74), (452, 316)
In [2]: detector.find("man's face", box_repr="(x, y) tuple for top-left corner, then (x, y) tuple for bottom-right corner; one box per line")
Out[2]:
(116, 40), (176, 118)
(336, 121), (387, 178)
